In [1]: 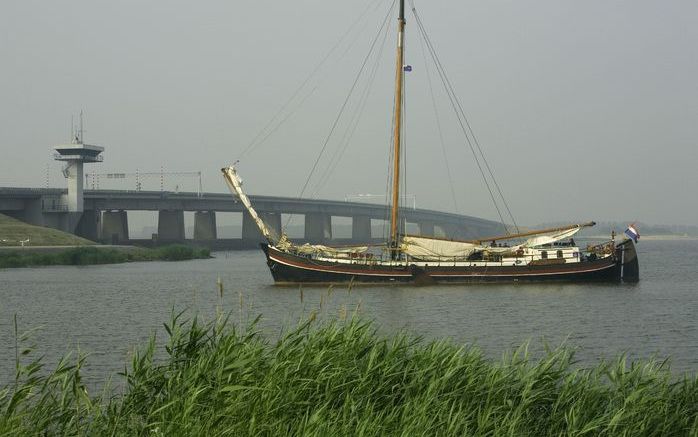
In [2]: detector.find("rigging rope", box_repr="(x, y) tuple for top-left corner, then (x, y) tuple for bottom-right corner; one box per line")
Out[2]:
(311, 10), (392, 198)
(237, 0), (385, 161)
(297, 0), (397, 202)
(283, 0), (397, 232)
(417, 27), (459, 213)
(384, 40), (398, 242)
(401, 51), (408, 235)
(411, 4), (519, 233)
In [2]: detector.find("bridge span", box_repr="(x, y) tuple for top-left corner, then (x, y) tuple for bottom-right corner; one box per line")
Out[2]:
(0, 187), (505, 248)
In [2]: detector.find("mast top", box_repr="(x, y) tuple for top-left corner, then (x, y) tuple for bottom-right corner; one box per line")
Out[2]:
(399, 0), (405, 21)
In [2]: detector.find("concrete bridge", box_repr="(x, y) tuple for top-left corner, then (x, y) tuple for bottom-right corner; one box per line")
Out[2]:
(0, 187), (505, 248)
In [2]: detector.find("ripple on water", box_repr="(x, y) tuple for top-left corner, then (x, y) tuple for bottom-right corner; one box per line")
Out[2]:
(1, 240), (697, 389)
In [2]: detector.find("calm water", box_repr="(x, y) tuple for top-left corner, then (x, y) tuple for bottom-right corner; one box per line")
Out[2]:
(1, 240), (697, 388)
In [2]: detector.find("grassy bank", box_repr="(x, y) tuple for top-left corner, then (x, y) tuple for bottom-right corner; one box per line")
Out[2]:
(1, 315), (696, 436)
(0, 213), (95, 246)
(0, 245), (210, 268)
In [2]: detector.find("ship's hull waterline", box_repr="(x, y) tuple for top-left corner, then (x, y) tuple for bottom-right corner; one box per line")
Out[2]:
(262, 239), (639, 285)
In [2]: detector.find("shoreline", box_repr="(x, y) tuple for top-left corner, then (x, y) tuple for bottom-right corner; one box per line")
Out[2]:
(0, 244), (135, 254)
(0, 244), (211, 268)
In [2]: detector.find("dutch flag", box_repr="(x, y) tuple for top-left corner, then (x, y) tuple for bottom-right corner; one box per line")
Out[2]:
(624, 224), (640, 243)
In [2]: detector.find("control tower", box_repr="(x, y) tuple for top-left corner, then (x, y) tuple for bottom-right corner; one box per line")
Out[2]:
(54, 114), (104, 212)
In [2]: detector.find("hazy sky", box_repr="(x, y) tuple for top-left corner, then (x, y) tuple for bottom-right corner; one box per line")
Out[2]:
(1, 0), (696, 226)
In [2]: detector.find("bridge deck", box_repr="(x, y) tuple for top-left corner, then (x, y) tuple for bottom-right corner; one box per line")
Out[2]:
(0, 188), (506, 244)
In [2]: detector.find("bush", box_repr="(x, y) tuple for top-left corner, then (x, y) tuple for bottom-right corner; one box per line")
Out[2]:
(0, 252), (24, 268)
(0, 245), (210, 269)
(155, 244), (195, 261)
(55, 247), (129, 265)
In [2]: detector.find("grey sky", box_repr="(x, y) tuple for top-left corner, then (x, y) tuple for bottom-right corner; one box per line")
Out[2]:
(1, 0), (696, 226)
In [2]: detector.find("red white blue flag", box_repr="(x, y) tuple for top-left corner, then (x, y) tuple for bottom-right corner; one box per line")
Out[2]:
(624, 224), (640, 243)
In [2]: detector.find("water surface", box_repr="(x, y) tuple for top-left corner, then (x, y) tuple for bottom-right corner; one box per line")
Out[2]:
(1, 240), (696, 387)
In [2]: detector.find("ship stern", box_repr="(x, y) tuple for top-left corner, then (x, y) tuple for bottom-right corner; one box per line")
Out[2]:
(616, 239), (640, 282)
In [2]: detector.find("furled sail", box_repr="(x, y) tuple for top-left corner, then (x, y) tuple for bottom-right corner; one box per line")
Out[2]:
(521, 227), (580, 248)
(221, 166), (276, 243)
(274, 225), (368, 256)
(295, 244), (370, 257)
(400, 236), (481, 259)
(401, 225), (583, 260)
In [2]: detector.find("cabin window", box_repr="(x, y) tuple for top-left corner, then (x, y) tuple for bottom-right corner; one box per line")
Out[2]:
(557, 250), (563, 259)
(541, 251), (548, 259)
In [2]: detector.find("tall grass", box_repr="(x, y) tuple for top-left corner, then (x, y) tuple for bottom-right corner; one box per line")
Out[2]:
(1, 311), (697, 435)
(0, 245), (210, 268)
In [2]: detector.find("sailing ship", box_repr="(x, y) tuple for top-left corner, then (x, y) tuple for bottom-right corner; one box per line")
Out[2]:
(222, 0), (639, 285)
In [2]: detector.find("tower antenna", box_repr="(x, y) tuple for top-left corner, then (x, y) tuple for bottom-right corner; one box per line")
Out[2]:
(54, 110), (104, 212)
(79, 110), (84, 143)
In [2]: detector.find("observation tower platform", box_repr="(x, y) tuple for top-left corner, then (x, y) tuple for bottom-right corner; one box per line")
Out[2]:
(53, 115), (104, 215)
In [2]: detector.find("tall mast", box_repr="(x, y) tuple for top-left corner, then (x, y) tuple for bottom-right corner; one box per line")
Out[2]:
(390, 0), (406, 255)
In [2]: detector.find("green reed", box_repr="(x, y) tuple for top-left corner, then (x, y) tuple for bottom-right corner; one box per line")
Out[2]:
(1, 312), (697, 436)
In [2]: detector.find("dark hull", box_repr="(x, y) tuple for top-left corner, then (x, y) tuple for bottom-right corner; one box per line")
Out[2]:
(262, 240), (639, 285)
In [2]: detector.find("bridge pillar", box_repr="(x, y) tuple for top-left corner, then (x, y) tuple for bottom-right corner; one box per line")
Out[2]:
(241, 212), (255, 240)
(194, 211), (217, 240)
(305, 213), (332, 243)
(75, 210), (100, 241)
(351, 215), (371, 241)
(418, 221), (435, 237)
(158, 210), (185, 242)
(101, 210), (129, 244)
(241, 211), (261, 242)
(243, 212), (282, 240)
(241, 211), (282, 244)
(261, 212), (282, 239)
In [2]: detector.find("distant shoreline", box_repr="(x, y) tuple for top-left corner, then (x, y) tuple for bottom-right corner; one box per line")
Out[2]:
(584, 235), (698, 241)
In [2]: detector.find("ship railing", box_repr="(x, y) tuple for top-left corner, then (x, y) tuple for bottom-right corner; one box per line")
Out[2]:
(401, 250), (588, 267)
(584, 241), (616, 256)
(301, 242), (614, 266)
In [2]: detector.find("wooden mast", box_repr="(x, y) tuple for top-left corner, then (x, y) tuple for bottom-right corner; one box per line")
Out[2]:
(390, 0), (406, 256)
